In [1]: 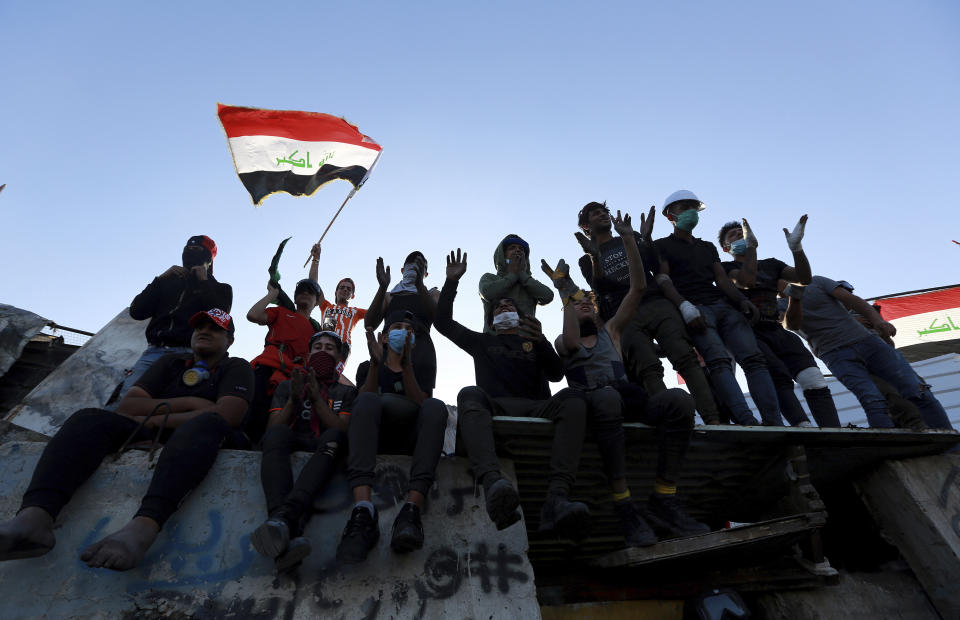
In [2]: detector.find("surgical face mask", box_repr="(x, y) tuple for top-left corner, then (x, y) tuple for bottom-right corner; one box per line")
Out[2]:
(729, 239), (747, 256)
(388, 329), (414, 353)
(492, 311), (520, 332)
(675, 210), (699, 232)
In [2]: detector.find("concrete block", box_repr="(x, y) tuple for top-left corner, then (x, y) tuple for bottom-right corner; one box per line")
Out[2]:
(0, 442), (538, 619)
(0, 304), (49, 378)
(5, 310), (147, 436)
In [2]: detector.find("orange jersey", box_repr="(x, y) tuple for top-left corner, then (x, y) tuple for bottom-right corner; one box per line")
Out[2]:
(320, 301), (367, 345)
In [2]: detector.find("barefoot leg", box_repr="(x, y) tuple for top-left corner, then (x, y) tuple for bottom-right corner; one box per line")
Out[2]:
(81, 516), (159, 571)
(0, 507), (55, 561)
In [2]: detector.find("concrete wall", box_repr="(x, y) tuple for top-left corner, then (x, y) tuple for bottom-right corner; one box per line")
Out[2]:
(0, 304), (49, 378)
(0, 442), (538, 619)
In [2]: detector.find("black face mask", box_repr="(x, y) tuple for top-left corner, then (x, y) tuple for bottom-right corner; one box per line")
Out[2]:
(182, 247), (212, 270)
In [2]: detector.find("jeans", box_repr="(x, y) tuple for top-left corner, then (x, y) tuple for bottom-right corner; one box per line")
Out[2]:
(21, 408), (235, 527)
(691, 302), (781, 425)
(117, 344), (192, 401)
(820, 335), (953, 429)
(346, 392), (448, 497)
(622, 297), (720, 423)
(456, 386), (588, 495)
(260, 425), (346, 531)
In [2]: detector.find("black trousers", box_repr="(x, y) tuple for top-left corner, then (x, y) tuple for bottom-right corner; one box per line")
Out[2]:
(346, 393), (447, 497)
(621, 388), (696, 484)
(21, 408), (234, 528)
(260, 425), (346, 523)
(456, 386), (588, 495)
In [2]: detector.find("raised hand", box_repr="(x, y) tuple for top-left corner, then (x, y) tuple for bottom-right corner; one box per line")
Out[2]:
(160, 265), (186, 279)
(574, 232), (600, 259)
(639, 205), (656, 240)
(366, 329), (383, 365)
(290, 368), (305, 397)
(446, 248), (468, 281)
(612, 210), (633, 236)
(310, 242), (322, 261)
(375, 257), (391, 288)
(518, 316), (543, 340)
(741, 218), (758, 249)
(784, 214), (807, 253)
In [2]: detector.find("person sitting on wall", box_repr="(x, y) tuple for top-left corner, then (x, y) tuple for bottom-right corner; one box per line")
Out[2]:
(250, 330), (355, 573)
(117, 235), (233, 401)
(0, 308), (253, 571)
(434, 248), (574, 531)
(547, 210), (709, 545)
(245, 278), (323, 444)
(335, 310), (448, 564)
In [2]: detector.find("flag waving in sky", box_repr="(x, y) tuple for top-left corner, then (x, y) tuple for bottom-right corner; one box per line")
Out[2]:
(217, 104), (382, 205)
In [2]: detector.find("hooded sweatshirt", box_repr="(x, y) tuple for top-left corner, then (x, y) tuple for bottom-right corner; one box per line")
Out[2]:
(478, 234), (554, 334)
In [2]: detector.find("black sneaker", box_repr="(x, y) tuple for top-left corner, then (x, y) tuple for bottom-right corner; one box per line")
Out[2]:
(250, 518), (290, 559)
(539, 492), (590, 543)
(485, 479), (521, 530)
(390, 503), (424, 553)
(336, 506), (380, 564)
(275, 536), (311, 573)
(645, 493), (710, 538)
(614, 500), (657, 547)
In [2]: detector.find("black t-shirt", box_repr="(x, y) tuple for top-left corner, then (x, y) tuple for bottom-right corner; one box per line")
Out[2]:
(270, 380), (357, 438)
(722, 257), (788, 323)
(578, 233), (663, 321)
(135, 353), (254, 403)
(354, 362), (415, 396)
(654, 234), (725, 305)
(434, 280), (563, 399)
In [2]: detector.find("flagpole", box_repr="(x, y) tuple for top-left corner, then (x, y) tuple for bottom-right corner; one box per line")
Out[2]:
(303, 187), (359, 267)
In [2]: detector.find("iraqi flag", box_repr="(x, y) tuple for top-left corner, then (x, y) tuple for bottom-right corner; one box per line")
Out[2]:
(217, 104), (382, 205)
(869, 284), (960, 361)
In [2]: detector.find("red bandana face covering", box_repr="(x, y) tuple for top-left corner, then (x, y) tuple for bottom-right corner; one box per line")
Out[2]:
(299, 351), (344, 437)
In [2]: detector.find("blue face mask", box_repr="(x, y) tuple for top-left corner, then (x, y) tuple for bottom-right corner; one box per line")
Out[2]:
(729, 239), (747, 255)
(675, 209), (699, 232)
(388, 329), (414, 353)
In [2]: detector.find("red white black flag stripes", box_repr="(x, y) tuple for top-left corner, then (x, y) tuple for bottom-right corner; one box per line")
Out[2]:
(870, 284), (960, 361)
(217, 104), (382, 205)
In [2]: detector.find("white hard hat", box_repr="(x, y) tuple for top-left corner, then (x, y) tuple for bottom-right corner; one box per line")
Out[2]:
(662, 190), (705, 216)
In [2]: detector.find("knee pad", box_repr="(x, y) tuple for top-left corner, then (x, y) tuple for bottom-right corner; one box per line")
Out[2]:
(796, 367), (828, 391)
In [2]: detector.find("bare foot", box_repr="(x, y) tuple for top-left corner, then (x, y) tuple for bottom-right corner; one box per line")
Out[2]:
(80, 516), (159, 571)
(0, 506), (55, 561)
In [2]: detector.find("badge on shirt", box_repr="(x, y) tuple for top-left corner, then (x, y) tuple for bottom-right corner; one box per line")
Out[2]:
(522, 341), (533, 352)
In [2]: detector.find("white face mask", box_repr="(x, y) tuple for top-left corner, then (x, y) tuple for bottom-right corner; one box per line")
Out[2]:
(492, 311), (520, 331)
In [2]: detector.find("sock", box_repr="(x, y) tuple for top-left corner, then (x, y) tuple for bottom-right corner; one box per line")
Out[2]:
(653, 480), (677, 496)
(612, 489), (631, 503)
(480, 471), (503, 494)
(355, 500), (375, 517)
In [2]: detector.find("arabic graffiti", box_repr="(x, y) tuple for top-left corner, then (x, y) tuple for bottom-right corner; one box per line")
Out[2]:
(275, 150), (335, 169)
(917, 315), (960, 337)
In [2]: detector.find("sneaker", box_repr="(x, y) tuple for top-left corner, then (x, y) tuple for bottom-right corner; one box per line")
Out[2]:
(390, 503), (424, 553)
(336, 506), (380, 564)
(250, 518), (290, 559)
(645, 493), (711, 538)
(614, 501), (657, 547)
(485, 479), (521, 530)
(275, 536), (311, 573)
(539, 492), (590, 543)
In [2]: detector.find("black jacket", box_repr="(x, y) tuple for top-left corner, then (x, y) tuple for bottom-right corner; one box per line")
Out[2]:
(130, 273), (233, 347)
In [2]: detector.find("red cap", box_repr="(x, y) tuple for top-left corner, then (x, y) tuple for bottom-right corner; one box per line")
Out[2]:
(186, 235), (218, 260)
(189, 308), (234, 334)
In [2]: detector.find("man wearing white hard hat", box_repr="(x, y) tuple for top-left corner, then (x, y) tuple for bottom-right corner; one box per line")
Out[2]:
(653, 190), (782, 426)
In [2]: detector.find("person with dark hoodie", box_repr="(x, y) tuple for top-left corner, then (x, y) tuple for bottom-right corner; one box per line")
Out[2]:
(435, 248), (583, 532)
(479, 234), (554, 334)
(250, 330), (355, 573)
(119, 235), (233, 400)
(546, 210), (709, 545)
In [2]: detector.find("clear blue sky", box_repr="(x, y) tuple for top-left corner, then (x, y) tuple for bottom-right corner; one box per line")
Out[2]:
(2, 1), (958, 403)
